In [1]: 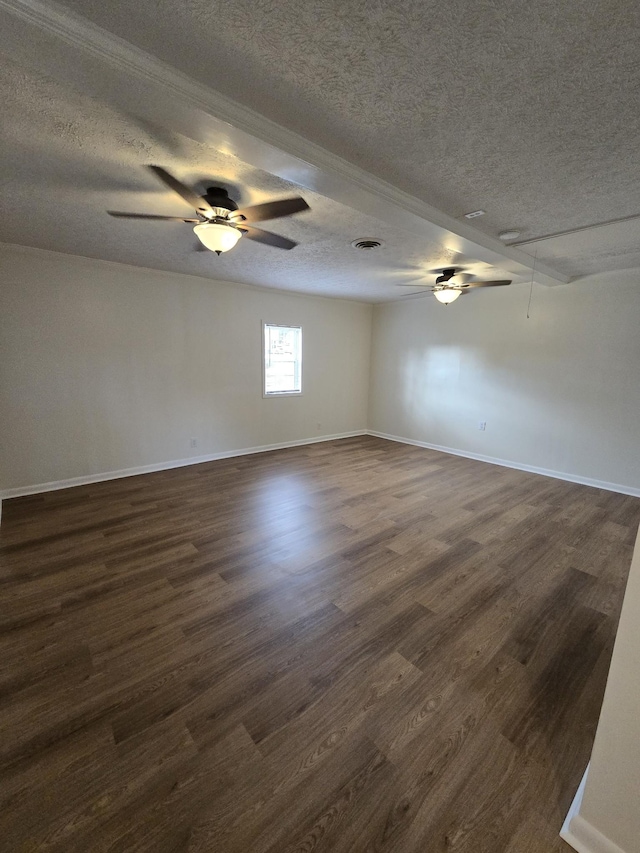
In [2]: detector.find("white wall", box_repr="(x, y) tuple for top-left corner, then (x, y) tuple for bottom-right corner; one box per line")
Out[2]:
(3, 245), (640, 497)
(368, 269), (640, 494)
(0, 244), (372, 493)
(562, 525), (640, 853)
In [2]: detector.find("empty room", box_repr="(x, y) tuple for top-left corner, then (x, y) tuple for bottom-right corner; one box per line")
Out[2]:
(1, 1), (640, 851)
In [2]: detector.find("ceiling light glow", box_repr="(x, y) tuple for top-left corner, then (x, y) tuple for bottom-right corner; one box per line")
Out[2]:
(434, 288), (462, 304)
(194, 222), (242, 254)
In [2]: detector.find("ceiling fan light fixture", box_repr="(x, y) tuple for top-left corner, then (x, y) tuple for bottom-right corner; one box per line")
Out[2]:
(193, 222), (242, 254)
(434, 287), (462, 304)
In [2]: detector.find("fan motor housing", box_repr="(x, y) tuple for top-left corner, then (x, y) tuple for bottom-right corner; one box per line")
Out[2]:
(435, 267), (459, 285)
(202, 186), (239, 214)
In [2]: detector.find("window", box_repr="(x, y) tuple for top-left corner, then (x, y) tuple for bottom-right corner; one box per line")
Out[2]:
(263, 323), (302, 396)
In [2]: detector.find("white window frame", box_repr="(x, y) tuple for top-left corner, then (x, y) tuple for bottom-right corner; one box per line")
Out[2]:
(262, 322), (303, 398)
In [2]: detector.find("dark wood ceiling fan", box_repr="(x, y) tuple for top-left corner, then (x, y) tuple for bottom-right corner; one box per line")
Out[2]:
(397, 267), (512, 303)
(107, 166), (310, 254)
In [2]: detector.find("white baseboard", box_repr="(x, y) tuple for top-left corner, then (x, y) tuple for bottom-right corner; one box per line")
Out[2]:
(0, 431), (366, 500)
(561, 767), (590, 852)
(366, 430), (640, 498)
(562, 814), (629, 853)
(4, 428), (639, 502)
(561, 766), (628, 853)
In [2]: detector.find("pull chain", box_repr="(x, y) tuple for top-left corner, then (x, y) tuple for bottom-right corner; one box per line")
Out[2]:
(526, 250), (537, 319)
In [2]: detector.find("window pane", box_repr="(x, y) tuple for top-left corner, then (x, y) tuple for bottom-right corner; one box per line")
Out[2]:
(264, 324), (302, 394)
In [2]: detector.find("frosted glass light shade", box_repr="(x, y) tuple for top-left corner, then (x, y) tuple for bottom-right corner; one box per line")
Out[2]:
(194, 222), (242, 253)
(434, 287), (462, 304)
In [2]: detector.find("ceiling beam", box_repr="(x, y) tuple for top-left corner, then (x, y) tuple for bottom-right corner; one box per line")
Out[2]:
(0, 0), (570, 286)
(512, 212), (640, 246)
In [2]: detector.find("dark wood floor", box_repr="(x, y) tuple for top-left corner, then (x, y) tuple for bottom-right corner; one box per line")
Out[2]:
(1, 436), (638, 852)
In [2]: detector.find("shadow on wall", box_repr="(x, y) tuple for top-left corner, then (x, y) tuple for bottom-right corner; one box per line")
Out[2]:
(374, 275), (640, 490)
(400, 344), (556, 460)
(398, 332), (640, 482)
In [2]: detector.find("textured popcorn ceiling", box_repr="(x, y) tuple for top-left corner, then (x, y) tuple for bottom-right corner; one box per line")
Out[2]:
(2, 56), (517, 302)
(55, 0), (640, 272)
(2, 0), (639, 296)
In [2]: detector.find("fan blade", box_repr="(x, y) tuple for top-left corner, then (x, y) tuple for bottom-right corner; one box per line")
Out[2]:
(461, 280), (512, 288)
(147, 166), (214, 216)
(233, 197), (309, 224)
(108, 211), (201, 222)
(397, 288), (439, 297)
(238, 225), (297, 250)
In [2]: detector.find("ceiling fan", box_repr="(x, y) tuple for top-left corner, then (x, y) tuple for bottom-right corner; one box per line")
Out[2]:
(107, 166), (310, 254)
(397, 267), (512, 304)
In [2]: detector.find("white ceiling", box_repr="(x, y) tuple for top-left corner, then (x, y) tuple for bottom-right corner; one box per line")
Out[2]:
(52, 0), (640, 275)
(1, 0), (639, 297)
(0, 50), (518, 302)
(0, 53), (525, 301)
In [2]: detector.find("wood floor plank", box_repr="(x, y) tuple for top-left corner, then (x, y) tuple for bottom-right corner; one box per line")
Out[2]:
(1, 435), (638, 851)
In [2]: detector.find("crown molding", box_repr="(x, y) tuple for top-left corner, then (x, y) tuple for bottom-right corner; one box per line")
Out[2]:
(0, 0), (569, 286)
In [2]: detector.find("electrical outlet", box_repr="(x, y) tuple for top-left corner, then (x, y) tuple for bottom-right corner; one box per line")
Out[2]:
(189, 438), (198, 448)
(478, 421), (487, 431)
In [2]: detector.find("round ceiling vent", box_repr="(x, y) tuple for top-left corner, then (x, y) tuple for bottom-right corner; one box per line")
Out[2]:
(351, 238), (384, 250)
